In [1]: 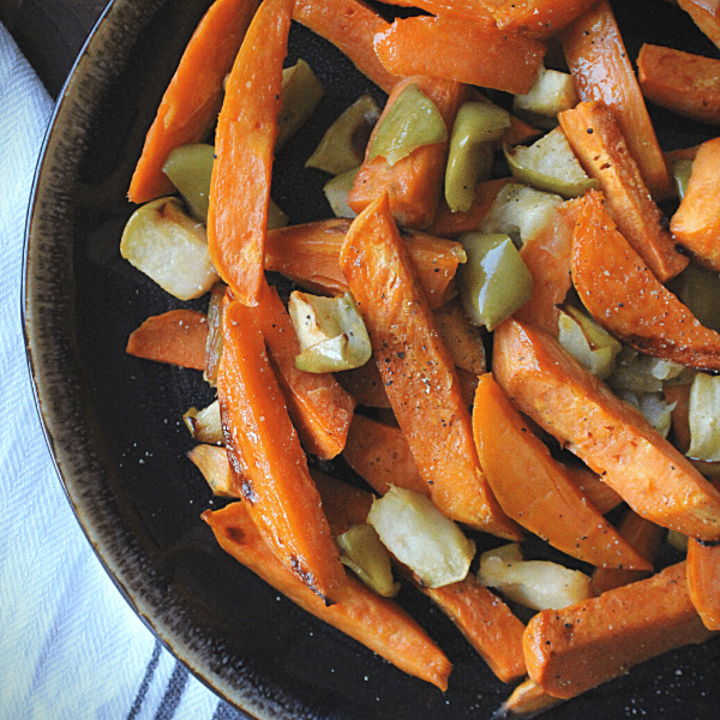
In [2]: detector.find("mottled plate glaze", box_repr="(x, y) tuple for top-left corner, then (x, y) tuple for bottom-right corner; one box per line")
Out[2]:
(23, 1), (720, 718)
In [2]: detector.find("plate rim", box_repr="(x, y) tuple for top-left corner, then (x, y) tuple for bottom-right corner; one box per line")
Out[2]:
(20, 1), (282, 716)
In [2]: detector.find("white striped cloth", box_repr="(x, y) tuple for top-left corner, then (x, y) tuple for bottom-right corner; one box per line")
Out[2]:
(0, 20), (247, 720)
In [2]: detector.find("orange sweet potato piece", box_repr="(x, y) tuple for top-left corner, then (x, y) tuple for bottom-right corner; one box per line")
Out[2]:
(564, 464), (624, 515)
(670, 136), (720, 272)
(497, 678), (563, 717)
(342, 382), (478, 492)
(379, 0), (499, 20)
(207, 0), (292, 307)
(218, 296), (346, 602)
(687, 539), (720, 630)
(202, 501), (452, 689)
(292, 0), (397, 93)
(523, 562), (715, 699)
(433, 300), (487, 375)
(513, 199), (577, 336)
(677, 0), (720, 47)
(492, 317), (720, 541)
(492, 0), (597, 38)
(472, 373), (651, 570)
(256, 286), (356, 460)
(562, 0), (674, 201)
(665, 145), (700, 164)
(316, 463), (526, 684)
(589, 509), (665, 595)
(638, 43), (720, 127)
(264, 219), (352, 295)
(264, 218), (466, 309)
(335, 362), (392, 409)
(310, 469), (374, 537)
(321, 434), (527, 684)
(415, 574), (527, 684)
(343, 414), (427, 497)
(126, 309), (208, 371)
(455, 367), (480, 407)
(373, 14), (546, 96)
(348, 76), (468, 229)
(559, 101), (687, 282)
(127, 0), (260, 203)
(571, 189), (720, 371)
(339, 194), (520, 539)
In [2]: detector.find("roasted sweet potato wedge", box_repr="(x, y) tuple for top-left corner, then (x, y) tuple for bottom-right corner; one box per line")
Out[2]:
(493, 317), (720, 541)
(571, 190), (720, 372)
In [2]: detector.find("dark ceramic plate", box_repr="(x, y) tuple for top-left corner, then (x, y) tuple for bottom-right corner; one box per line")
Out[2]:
(23, 1), (720, 718)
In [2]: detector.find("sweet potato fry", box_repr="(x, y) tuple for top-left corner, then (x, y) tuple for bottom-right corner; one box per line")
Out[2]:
(339, 194), (520, 539)
(340, 363), (477, 410)
(523, 562), (715, 699)
(202, 501), (452, 689)
(256, 285), (356, 460)
(559, 101), (687, 282)
(638, 43), (720, 127)
(472, 373), (652, 569)
(378, 0), (499, 21)
(670, 136), (720, 272)
(564, 464), (624, 516)
(414, 573), (527, 684)
(492, 0), (597, 38)
(492, 317), (720, 541)
(343, 414), (427, 497)
(127, 0), (260, 203)
(665, 145), (700, 164)
(687, 539), (720, 630)
(310, 469), (374, 536)
(264, 218), (351, 295)
(317, 464), (527, 684)
(264, 218), (466, 309)
(512, 199), (577, 336)
(571, 190), (720, 371)
(495, 677), (564, 717)
(455, 367), (480, 408)
(218, 296), (346, 602)
(334, 362), (391, 409)
(589, 509), (665, 595)
(373, 15), (546, 96)
(126, 309), (208, 371)
(317, 446), (527, 684)
(292, 0), (397, 93)
(562, 0), (674, 201)
(207, 0), (292, 307)
(434, 300), (487, 375)
(348, 76), (468, 229)
(677, 0), (720, 47)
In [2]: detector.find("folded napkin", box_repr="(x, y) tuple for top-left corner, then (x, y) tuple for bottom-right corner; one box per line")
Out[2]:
(0, 21), (245, 720)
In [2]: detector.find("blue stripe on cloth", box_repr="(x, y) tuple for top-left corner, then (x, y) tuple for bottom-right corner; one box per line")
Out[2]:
(154, 661), (190, 720)
(126, 640), (163, 720)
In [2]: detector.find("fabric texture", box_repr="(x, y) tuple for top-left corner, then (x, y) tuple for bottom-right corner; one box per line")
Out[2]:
(0, 20), (246, 720)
